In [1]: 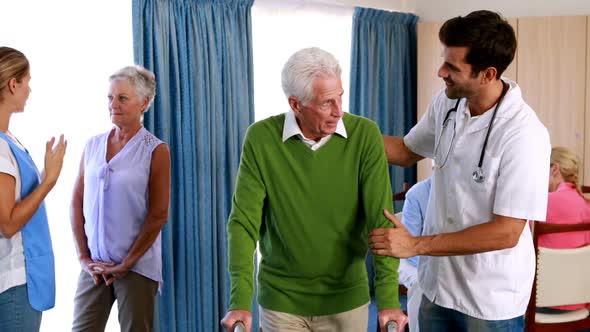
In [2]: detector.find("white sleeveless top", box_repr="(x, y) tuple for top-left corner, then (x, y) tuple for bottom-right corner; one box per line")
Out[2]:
(83, 127), (165, 284)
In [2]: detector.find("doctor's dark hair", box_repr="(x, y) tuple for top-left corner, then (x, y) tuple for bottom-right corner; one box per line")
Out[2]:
(439, 10), (516, 79)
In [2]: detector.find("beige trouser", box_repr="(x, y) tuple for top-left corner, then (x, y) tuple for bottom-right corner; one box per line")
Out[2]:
(259, 302), (369, 332)
(72, 270), (158, 332)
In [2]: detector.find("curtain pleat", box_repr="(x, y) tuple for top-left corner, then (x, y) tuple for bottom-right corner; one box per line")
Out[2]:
(133, 1), (255, 330)
(350, 7), (418, 210)
(349, 7), (418, 309)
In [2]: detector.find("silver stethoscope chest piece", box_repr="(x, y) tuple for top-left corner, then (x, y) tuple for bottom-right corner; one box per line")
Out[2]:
(472, 167), (485, 183)
(435, 81), (509, 183)
(470, 81), (509, 183)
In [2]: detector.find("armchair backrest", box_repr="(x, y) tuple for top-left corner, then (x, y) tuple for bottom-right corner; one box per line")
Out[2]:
(536, 245), (590, 307)
(525, 221), (590, 331)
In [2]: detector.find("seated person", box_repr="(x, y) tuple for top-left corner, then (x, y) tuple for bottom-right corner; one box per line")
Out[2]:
(537, 146), (590, 312)
(398, 177), (431, 332)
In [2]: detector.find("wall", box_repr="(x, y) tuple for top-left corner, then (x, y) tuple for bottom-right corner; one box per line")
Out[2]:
(317, 0), (590, 20)
(414, 0), (590, 21)
(310, 0), (416, 12)
(333, 0), (415, 11)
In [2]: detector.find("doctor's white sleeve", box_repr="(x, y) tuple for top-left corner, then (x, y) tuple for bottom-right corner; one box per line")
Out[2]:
(404, 97), (438, 159)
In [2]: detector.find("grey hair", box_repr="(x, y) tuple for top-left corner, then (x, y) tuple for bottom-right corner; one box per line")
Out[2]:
(281, 47), (342, 105)
(109, 65), (156, 111)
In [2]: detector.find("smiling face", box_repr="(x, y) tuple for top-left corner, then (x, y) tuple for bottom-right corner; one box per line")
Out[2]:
(438, 46), (483, 100)
(290, 74), (344, 141)
(108, 79), (149, 128)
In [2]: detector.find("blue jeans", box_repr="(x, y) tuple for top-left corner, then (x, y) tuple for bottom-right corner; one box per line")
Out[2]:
(0, 284), (42, 332)
(419, 295), (524, 332)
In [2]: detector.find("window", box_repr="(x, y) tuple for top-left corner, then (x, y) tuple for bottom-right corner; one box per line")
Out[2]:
(252, 0), (354, 121)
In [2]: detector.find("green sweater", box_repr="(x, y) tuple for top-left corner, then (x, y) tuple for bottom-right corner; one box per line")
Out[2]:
(227, 112), (400, 315)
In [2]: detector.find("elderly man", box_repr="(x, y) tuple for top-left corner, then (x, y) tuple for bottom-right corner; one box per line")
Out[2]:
(221, 47), (407, 332)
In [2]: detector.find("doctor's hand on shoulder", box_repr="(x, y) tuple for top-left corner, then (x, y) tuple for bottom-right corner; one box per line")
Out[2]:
(370, 209), (419, 258)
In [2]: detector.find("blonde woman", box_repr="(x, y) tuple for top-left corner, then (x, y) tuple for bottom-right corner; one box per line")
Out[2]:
(0, 46), (66, 331)
(538, 146), (590, 311)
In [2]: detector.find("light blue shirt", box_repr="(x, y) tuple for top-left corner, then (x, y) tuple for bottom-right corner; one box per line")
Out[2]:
(402, 177), (431, 267)
(83, 127), (164, 284)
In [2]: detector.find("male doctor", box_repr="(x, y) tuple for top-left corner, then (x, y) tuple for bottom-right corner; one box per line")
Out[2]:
(370, 10), (550, 332)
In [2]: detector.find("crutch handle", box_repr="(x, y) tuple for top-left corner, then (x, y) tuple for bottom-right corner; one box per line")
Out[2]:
(386, 320), (398, 332)
(233, 321), (245, 332)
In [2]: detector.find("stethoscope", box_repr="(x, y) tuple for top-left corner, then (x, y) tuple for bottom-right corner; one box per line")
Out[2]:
(433, 81), (509, 183)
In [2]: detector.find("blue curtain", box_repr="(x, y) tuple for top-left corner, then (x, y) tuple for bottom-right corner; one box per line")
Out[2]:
(133, 1), (254, 331)
(349, 7), (418, 309)
(349, 7), (418, 206)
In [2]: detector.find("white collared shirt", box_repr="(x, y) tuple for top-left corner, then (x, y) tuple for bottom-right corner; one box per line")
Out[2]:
(282, 111), (347, 150)
(404, 79), (551, 320)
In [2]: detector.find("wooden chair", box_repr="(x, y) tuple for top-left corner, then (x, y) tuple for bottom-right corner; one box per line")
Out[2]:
(582, 185), (590, 194)
(525, 221), (590, 331)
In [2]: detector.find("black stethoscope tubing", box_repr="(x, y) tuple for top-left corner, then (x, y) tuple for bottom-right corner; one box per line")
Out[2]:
(442, 80), (509, 183)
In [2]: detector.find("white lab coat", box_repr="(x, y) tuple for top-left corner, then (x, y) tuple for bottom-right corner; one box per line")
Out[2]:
(404, 79), (550, 320)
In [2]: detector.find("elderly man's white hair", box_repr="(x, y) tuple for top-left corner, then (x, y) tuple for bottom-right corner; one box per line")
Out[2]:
(281, 47), (342, 105)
